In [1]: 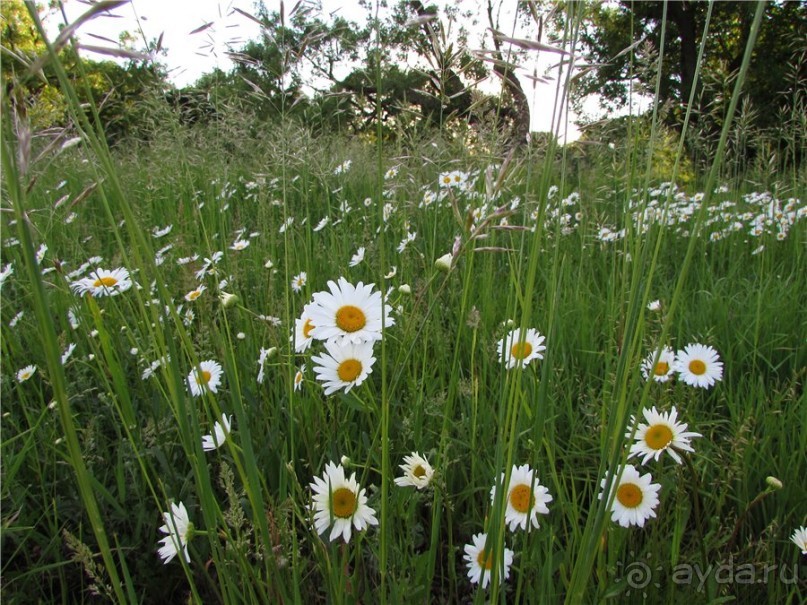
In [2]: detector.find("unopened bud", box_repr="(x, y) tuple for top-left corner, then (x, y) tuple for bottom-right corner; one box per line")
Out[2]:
(435, 252), (453, 272)
(765, 476), (783, 490)
(219, 292), (239, 308)
(340, 455), (351, 467)
(398, 284), (411, 295)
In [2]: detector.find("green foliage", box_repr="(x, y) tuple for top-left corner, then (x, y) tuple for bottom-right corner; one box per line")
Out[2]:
(1, 1), (168, 141)
(570, 0), (807, 167)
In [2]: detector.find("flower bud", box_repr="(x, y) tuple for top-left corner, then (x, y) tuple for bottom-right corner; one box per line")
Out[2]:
(398, 284), (411, 295)
(765, 476), (783, 490)
(219, 292), (239, 308)
(435, 252), (453, 272)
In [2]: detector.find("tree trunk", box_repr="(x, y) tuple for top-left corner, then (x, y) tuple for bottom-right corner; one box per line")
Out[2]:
(486, 1), (530, 149)
(669, 1), (698, 104)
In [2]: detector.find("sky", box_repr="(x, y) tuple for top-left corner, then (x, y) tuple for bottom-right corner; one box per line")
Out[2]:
(42, 0), (595, 140)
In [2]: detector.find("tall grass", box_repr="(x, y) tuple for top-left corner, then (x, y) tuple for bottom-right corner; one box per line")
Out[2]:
(1, 1), (805, 604)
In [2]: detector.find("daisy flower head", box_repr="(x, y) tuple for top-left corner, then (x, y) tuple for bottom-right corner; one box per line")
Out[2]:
(640, 346), (676, 382)
(349, 246), (365, 267)
(157, 501), (193, 564)
(187, 360), (223, 397)
(676, 343), (723, 388)
(627, 406), (702, 465)
(791, 526), (807, 554)
(201, 413), (232, 451)
(463, 532), (515, 589)
(598, 464), (661, 528)
(291, 271), (307, 293)
(230, 239), (250, 251)
(294, 364), (305, 392)
(311, 339), (376, 395)
(497, 328), (546, 370)
(309, 277), (394, 345)
(490, 464), (553, 532)
(17, 364), (36, 383)
(70, 267), (132, 297)
(292, 303), (317, 353)
(309, 461), (378, 543)
(394, 452), (434, 489)
(184, 285), (206, 302)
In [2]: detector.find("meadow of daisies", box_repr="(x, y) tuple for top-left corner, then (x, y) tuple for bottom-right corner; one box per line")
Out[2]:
(3, 50), (807, 605)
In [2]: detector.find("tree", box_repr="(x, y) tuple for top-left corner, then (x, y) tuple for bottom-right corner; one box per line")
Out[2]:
(2, 1), (168, 141)
(571, 1), (807, 137)
(186, 0), (544, 143)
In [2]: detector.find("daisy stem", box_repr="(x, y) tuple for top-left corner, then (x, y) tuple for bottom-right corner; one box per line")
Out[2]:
(682, 454), (709, 568)
(726, 487), (777, 555)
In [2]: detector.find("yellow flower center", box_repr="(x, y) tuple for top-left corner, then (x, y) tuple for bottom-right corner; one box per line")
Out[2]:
(331, 487), (357, 518)
(477, 548), (494, 570)
(93, 276), (118, 288)
(688, 359), (706, 375)
(199, 370), (212, 384)
(510, 342), (533, 360)
(616, 483), (643, 509)
(188, 290), (201, 301)
(509, 484), (534, 513)
(653, 361), (669, 376)
(294, 371), (303, 385)
(645, 424), (673, 450)
(337, 359), (362, 382)
(442, 176), (452, 184)
(335, 305), (366, 333)
(303, 318), (315, 338)
(413, 465), (426, 478)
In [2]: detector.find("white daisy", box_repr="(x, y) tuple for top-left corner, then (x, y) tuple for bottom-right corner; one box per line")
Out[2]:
(311, 340), (376, 395)
(292, 303), (317, 353)
(294, 364), (305, 392)
(187, 360), (223, 397)
(647, 299), (661, 311)
(152, 224), (173, 238)
(490, 464), (553, 532)
(676, 343), (723, 388)
(791, 526), (807, 554)
(230, 239), (249, 251)
(309, 461), (377, 543)
(256, 347), (275, 385)
(640, 346), (676, 382)
(61, 343), (77, 365)
(184, 285), (206, 302)
(463, 532), (514, 589)
(627, 406), (701, 465)
(394, 452), (434, 489)
(291, 272), (307, 293)
(309, 277), (394, 345)
(349, 247), (366, 267)
(598, 464), (661, 528)
(157, 501), (193, 564)
(17, 365), (36, 383)
(70, 267), (132, 297)
(497, 328), (546, 369)
(201, 413), (232, 451)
